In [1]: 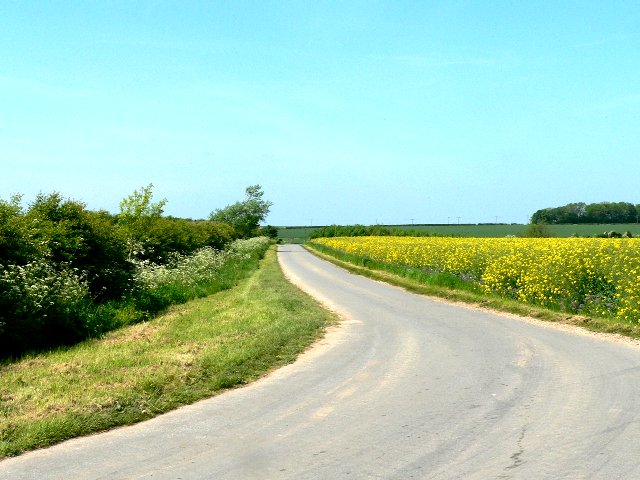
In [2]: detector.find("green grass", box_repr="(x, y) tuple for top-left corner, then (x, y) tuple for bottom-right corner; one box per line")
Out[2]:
(278, 223), (640, 240)
(305, 242), (640, 339)
(277, 226), (316, 243)
(409, 223), (640, 237)
(0, 246), (338, 458)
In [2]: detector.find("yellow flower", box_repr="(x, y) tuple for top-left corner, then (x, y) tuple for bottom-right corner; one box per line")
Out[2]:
(312, 236), (640, 322)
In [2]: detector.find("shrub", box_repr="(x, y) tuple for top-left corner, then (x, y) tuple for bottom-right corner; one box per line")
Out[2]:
(0, 260), (90, 356)
(260, 225), (279, 239)
(24, 193), (134, 301)
(132, 237), (271, 316)
(521, 223), (554, 238)
(131, 217), (236, 264)
(0, 195), (36, 266)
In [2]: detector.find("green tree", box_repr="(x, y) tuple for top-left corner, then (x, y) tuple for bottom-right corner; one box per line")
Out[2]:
(209, 185), (272, 238)
(118, 183), (167, 226)
(532, 201), (639, 224)
(0, 194), (33, 265)
(117, 184), (168, 260)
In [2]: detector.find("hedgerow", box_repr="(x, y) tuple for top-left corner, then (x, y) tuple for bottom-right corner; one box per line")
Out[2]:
(0, 188), (270, 359)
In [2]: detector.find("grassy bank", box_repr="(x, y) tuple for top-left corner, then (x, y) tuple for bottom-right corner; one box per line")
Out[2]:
(305, 243), (640, 339)
(0, 246), (338, 458)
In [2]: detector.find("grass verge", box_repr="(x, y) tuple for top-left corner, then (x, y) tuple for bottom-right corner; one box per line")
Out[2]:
(0, 246), (337, 458)
(305, 242), (640, 339)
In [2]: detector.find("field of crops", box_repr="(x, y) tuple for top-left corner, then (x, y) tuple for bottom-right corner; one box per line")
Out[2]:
(311, 236), (640, 322)
(279, 224), (640, 242)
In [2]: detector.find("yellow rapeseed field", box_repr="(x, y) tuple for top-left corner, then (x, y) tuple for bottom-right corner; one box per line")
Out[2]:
(311, 236), (640, 322)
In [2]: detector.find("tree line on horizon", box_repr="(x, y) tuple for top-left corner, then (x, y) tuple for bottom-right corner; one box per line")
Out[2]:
(531, 202), (640, 225)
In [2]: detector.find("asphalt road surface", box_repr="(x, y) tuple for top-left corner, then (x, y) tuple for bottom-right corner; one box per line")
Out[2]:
(3, 244), (640, 479)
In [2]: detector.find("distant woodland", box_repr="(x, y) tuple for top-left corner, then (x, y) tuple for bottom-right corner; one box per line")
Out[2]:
(531, 202), (640, 224)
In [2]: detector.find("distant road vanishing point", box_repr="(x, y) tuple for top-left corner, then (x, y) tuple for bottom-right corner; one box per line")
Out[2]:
(3, 244), (640, 479)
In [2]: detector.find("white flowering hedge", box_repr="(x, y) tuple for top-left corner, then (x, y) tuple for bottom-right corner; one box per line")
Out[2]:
(134, 237), (270, 292)
(0, 237), (271, 358)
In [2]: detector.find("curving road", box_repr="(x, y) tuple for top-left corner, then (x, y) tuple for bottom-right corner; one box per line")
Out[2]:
(3, 244), (640, 479)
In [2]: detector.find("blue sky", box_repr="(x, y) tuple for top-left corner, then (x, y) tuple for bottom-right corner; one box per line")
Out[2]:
(1, 1), (638, 225)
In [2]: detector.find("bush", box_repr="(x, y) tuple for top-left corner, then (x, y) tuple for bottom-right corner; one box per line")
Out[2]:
(132, 217), (236, 264)
(0, 195), (36, 266)
(0, 236), (271, 359)
(0, 261), (90, 356)
(520, 223), (554, 238)
(132, 237), (271, 315)
(24, 193), (134, 301)
(260, 225), (279, 239)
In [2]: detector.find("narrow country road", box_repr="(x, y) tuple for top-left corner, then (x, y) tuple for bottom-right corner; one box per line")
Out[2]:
(3, 244), (640, 479)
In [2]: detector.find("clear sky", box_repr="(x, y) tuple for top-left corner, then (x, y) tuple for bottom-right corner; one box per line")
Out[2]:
(1, 1), (638, 226)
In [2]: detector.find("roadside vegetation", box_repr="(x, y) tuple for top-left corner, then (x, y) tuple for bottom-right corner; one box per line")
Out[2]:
(308, 237), (640, 337)
(0, 246), (337, 458)
(0, 185), (276, 359)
